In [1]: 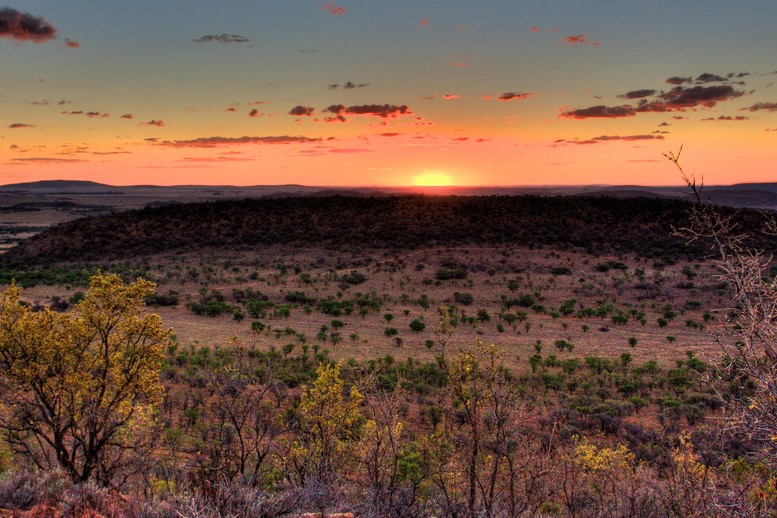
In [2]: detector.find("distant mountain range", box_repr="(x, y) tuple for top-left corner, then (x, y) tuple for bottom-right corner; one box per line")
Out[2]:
(1, 179), (777, 210)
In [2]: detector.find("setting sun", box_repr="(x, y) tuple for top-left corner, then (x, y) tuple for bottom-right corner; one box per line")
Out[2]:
(412, 173), (455, 187)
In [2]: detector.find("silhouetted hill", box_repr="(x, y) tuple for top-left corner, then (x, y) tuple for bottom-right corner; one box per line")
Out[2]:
(3, 194), (775, 265)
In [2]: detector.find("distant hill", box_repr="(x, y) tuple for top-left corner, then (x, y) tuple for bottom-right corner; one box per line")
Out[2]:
(3, 194), (775, 266)
(0, 180), (123, 194)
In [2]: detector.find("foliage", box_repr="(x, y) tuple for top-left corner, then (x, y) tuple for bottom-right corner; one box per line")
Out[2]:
(0, 273), (169, 483)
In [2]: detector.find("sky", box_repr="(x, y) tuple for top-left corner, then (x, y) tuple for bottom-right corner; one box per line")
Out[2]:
(1, 1), (776, 187)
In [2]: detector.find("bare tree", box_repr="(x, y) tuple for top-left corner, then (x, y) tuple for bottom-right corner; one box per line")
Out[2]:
(667, 147), (777, 458)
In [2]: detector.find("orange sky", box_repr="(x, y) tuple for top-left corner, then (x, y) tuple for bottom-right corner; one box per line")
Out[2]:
(2, 3), (776, 186)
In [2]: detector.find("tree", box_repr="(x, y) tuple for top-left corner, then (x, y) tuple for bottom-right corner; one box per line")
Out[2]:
(0, 273), (169, 484)
(288, 362), (364, 491)
(668, 147), (777, 460)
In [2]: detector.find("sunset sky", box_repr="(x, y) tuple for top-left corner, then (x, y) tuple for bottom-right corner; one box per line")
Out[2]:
(2, 2), (776, 187)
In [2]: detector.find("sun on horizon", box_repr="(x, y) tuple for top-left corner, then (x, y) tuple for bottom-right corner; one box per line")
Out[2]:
(412, 172), (455, 187)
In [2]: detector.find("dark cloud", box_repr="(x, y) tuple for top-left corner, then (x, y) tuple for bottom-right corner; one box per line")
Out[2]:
(701, 115), (748, 121)
(556, 134), (665, 145)
(9, 123), (35, 129)
(563, 84), (744, 119)
(248, 109), (263, 117)
(139, 119), (165, 127)
(328, 81), (369, 90)
(497, 92), (533, 102)
(324, 104), (411, 118)
(324, 2), (347, 15)
(61, 110), (110, 118)
(743, 102), (777, 112)
(0, 7), (57, 43)
(156, 136), (321, 148)
(289, 105), (315, 116)
(193, 34), (249, 43)
(666, 76), (692, 85)
(121, 113), (134, 119)
(695, 73), (726, 83)
(654, 85), (743, 109)
(619, 89), (656, 99)
(561, 105), (636, 119)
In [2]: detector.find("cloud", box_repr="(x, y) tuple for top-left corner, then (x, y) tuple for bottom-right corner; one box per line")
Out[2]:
(701, 115), (748, 121)
(562, 84), (745, 119)
(442, 94), (461, 100)
(378, 132), (400, 137)
(248, 109), (263, 117)
(743, 102), (777, 112)
(563, 34), (600, 46)
(156, 135), (321, 148)
(9, 157), (88, 164)
(121, 113), (134, 119)
(555, 134), (665, 145)
(654, 84), (743, 109)
(666, 76), (692, 85)
(561, 104), (636, 119)
(64, 38), (79, 48)
(420, 19), (430, 27)
(0, 7), (57, 43)
(193, 33), (249, 43)
(328, 81), (370, 90)
(289, 105), (315, 116)
(619, 89), (656, 99)
(324, 2), (347, 15)
(9, 123), (35, 129)
(324, 104), (412, 119)
(529, 26), (541, 32)
(139, 119), (165, 127)
(61, 110), (110, 118)
(497, 92), (533, 102)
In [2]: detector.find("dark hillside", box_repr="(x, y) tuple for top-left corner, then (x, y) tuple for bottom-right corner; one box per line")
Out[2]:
(2, 195), (773, 264)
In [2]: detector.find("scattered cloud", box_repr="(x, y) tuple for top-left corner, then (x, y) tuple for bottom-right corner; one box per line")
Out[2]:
(61, 110), (110, 118)
(0, 7), (57, 43)
(139, 119), (165, 127)
(563, 34), (600, 46)
(561, 105), (636, 119)
(323, 104), (412, 119)
(328, 81), (370, 90)
(248, 109), (263, 117)
(9, 157), (88, 164)
(442, 94), (460, 100)
(497, 92), (533, 102)
(9, 123), (35, 129)
(555, 134), (665, 145)
(619, 89), (656, 99)
(121, 113), (134, 119)
(289, 105), (315, 116)
(562, 83), (745, 119)
(743, 102), (777, 112)
(193, 33), (249, 43)
(701, 115), (748, 121)
(64, 38), (79, 48)
(324, 2), (347, 15)
(156, 135), (321, 148)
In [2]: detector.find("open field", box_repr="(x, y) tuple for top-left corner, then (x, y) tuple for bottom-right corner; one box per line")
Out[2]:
(16, 244), (725, 371)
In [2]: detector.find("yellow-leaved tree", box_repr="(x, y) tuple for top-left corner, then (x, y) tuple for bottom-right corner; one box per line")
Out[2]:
(0, 273), (169, 484)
